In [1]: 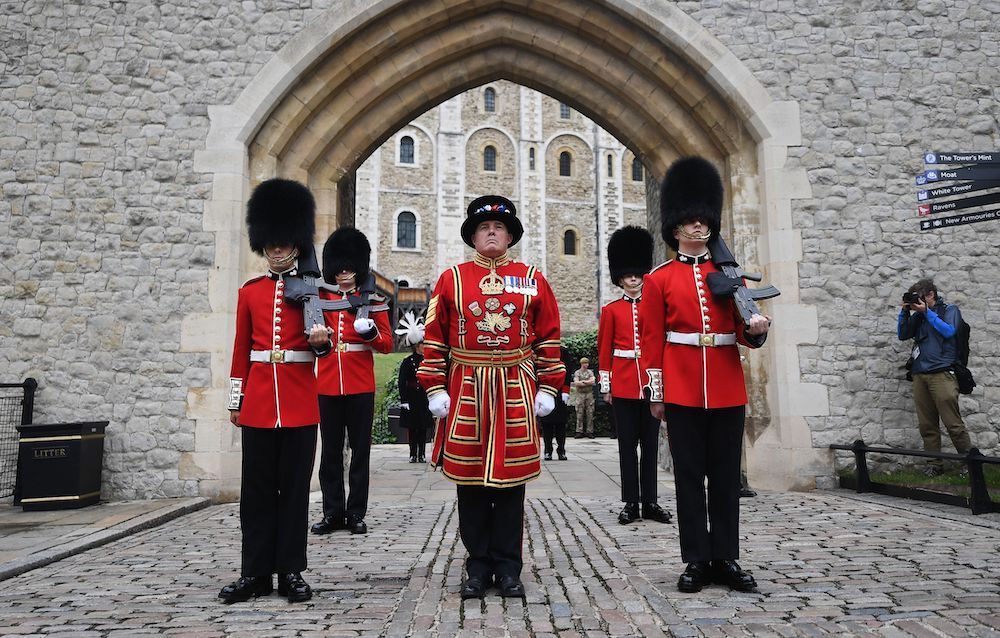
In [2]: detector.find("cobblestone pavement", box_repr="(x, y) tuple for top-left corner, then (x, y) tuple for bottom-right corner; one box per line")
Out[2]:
(0, 440), (998, 637)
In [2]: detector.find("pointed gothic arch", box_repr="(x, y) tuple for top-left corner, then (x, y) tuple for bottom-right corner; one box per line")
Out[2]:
(188, 0), (826, 497)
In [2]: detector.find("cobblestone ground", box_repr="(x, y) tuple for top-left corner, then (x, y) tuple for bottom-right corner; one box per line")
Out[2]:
(0, 452), (998, 636)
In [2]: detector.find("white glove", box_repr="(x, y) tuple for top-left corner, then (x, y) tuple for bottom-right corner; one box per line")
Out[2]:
(428, 392), (451, 418)
(399, 403), (410, 410)
(534, 392), (555, 417)
(353, 317), (375, 335)
(561, 392), (570, 403)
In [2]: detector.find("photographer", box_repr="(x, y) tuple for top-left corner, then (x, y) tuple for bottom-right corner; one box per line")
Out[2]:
(897, 278), (971, 476)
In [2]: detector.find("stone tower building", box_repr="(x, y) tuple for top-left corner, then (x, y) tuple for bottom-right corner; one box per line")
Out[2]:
(355, 81), (648, 333)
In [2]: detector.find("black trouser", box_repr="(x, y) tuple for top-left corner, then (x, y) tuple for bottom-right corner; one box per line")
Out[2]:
(408, 426), (427, 458)
(456, 484), (526, 581)
(240, 424), (317, 576)
(541, 420), (566, 456)
(318, 393), (374, 521)
(665, 404), (744, 564)
(613, 398), (660, 504)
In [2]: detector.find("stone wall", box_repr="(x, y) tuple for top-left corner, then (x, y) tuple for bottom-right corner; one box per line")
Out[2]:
(1, 1), (997, 498)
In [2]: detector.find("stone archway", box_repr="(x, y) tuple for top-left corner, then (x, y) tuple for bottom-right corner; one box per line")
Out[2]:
(184, 0), (829, 499)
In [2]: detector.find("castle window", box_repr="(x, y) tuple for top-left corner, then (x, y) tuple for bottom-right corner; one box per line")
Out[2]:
(396, 211), (416, 248)
(631, 158), (644, 182)
(484, 87), (496, 112)
(563, 229), (577, 255)
(559, 151), (572, 177)
(529, 147), (535, 171)
(559, 102), (571, 119)
(399, 136), (414, 164)
(484, 145), (497, 172)
(607, 154), (613, 177)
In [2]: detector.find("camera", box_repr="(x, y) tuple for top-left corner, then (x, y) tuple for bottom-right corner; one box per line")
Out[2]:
(902, 291), (920, 304)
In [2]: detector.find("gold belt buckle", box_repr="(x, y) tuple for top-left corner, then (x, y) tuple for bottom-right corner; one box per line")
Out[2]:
(269, 349), (286, 363)
(700, 334), (715, 347)
(337, 342), (348, 352)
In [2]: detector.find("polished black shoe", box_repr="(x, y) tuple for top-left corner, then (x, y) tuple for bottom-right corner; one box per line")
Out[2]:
(219, 575), (273, 603)
(347, 514), (368, 535)
(558, 452), (568, 461)
(409, 455), (417, 463)
(460, 575), (489, 599)
(310, 515), (347, 535)
(677, 562), (711, 593)
(418, 455), (426, 463)
(641, 502), (673, 523)
(617, 502), (640, 525)
(711, 559), (758, 592)
(543, 452), (552, 461)
(497, 574), (526, 599)
(277, 572), (312, 602)
(739, 486), (757, 498)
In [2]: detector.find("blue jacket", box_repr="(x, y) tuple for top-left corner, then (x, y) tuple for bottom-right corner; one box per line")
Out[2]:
(897, 300), (959, 374)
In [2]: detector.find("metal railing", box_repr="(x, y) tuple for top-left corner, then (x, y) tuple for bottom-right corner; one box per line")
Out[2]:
(829, 439), (1000, 515)
(0, 379), (38, 499)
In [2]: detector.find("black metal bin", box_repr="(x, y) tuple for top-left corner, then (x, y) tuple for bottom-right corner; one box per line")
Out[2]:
(15, 421), (108, 511)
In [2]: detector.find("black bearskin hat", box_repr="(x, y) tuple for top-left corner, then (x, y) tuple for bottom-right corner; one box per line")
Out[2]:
(608, 225), (654, 286)
(246, 178), (316, 255)
(461, 195), (523, 248)
(659, 157), (723, 252)
(322, 226), (371, 285)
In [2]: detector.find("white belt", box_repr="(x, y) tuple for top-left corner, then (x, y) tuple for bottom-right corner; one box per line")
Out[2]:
(612, 348), (639, 359)
(666, 331), (736, 347)
(333, 342), (371, 353)
(250, 349), (316, 363)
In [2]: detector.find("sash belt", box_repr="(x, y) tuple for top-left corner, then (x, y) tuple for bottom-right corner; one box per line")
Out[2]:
(449, 347), (533, 368)
(666, 331), (736, 347)
(612, 348), (639, 359)
(250, 349), (316, 363)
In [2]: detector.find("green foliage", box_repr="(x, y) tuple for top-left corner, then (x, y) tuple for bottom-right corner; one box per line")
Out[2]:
(560, 329), (614, 437)
(372, 357), (403, 445)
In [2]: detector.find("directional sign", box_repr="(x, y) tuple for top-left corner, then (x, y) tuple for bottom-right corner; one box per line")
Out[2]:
(924, 151), (1000, 165)
(918, 180), (1000, 201)
(917, 189), (1000, 216)
(918, 165), (1000, 183)
(919, 207), (1000, 231)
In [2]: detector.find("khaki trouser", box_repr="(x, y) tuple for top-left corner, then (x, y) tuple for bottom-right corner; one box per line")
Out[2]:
(575, 392), (594, 435)
(912, 371), (971, 467)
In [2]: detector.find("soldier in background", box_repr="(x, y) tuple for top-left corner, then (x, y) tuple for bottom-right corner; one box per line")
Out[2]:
(396, 311), (432, 463)
(221, 178), (331, 604)
(571, 357), (596, 438)
(598, 226), (672, 526)
(418, 195), (564, 600)
(311, 228), (393, 536)
(640, 157), (770, 594)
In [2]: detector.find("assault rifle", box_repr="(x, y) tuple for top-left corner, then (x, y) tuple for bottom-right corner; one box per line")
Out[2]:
(705, 234), (780, 325)
(282, 249), (386, 334)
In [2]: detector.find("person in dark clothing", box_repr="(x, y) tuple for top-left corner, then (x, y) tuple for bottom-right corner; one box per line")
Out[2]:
(540, 347), (573, 461)
(396, 311), (432, 463)
(897, 278), (971, 475)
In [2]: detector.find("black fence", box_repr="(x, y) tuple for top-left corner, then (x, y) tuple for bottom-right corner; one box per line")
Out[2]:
(0, 379), (38, 499)
(830, 439), (1000, 515)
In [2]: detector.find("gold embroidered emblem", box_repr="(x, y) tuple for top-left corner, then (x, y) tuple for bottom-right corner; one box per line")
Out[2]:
(477, 334), (511, 347)
(467, 301), (483, 317)
(485, 297), (500, 311)
(479, 270), (504, 295)
(476, 311), (511, 334)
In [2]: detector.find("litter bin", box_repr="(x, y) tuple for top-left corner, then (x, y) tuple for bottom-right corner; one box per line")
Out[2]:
(15, 421), (108, 511)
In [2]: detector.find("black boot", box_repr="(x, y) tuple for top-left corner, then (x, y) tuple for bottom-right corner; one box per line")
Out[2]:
(641, 502), (672, 523)
(219, 575), (273, 603)
(677, 562), (711, 593)
(617, 502), (639, 524)
(711, 559), (758, 592)
(277, 572), (312, 602)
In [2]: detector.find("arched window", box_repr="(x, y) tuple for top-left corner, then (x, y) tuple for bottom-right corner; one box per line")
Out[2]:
(559, 151), (572, 177)
(396, 211), (416, 248)
(484, 87), (496, 112)
(607, 154), (613, 177)
(399, 136), (414, 164)
(559, 102), (571, 119)
(397, 279), (410, 288)
(528, 147), (535, 171)
(484, 145), (497, 172)
(631, 158), (644, 182)
(563, 229), (577, 255)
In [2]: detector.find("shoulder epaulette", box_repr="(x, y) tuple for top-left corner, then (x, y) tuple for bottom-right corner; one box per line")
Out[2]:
(648, 260), (673, 274)
(370, 292), (387, 303)
(241, 275), (266, 288)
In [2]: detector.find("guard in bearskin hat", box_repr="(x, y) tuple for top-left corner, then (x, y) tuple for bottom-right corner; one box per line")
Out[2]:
(597, 225), (672, 526)
(310, 226), (393, 536)
(638, 157), (770, 594)
(221, 178), (333, 604)
(417, 194), (565, 599)
(395, 311), (433, 463)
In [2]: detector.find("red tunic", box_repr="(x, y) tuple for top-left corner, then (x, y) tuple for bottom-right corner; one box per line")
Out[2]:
(597, 295), (646, 400)
(229, 273), (320, 428)
(639, 257), (761, 409)
(315, 289), (393, 396)
(417, 253), (565, 487)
